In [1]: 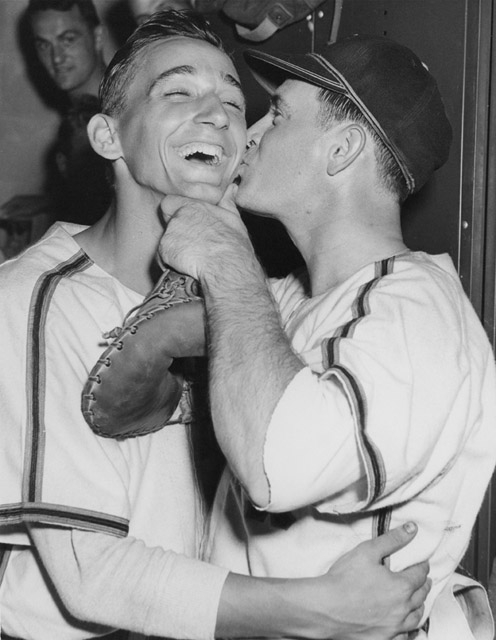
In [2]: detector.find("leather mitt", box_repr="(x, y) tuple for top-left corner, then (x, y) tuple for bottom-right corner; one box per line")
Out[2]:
(82, 268), (206, 439)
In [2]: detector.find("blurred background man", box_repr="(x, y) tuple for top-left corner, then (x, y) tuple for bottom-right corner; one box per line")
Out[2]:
(27, 0), (106, 101)
(26, 0), (111, 225)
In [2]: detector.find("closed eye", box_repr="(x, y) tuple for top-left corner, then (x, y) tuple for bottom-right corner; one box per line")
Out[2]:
(163, 90), (191, 99)
(223, 100), (244, 111)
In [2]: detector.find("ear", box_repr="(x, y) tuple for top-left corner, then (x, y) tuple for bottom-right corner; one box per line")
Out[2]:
(87, 113), (122, 160)
(93, 24), (104, 52)
(326, 123), (366, 177)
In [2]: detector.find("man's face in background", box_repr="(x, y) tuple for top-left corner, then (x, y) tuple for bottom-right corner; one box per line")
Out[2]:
(30, 5), (103, 97)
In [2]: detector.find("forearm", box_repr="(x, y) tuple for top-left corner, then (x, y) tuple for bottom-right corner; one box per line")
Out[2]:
(202, 253), (303, 506)
(159, 195), (303, 504)
(28, 525), (226, 639)
(29, 523), (389, 640)
(217, 572), (336, 640)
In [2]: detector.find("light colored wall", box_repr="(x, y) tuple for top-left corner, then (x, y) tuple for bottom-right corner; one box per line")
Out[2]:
(0, 0), (122, 208)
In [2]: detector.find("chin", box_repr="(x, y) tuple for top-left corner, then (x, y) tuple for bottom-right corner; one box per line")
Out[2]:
(234, 185), (253, 211)
(59, 82), (76, 92)
(235, 190), (273, 218)
(188, 184), (226, 205)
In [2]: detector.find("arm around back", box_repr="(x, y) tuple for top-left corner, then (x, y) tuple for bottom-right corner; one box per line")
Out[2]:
(29, 520), (429, 640)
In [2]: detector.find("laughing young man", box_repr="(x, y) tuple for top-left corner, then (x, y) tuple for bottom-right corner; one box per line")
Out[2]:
(0, 12), (428, 639)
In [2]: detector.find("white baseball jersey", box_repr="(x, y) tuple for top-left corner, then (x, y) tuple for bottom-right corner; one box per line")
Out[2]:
(206, 251), (496, 638)
(0, 223), (226, 639)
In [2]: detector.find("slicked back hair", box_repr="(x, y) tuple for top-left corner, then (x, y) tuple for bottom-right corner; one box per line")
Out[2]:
(27, 0), (100, 29)
(99, 10), (225, 118)
(317, 87), (409, 203)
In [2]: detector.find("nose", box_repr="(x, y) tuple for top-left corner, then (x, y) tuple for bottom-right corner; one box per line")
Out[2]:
(194, 94), (230, 129)
(51, 42), (66, 65)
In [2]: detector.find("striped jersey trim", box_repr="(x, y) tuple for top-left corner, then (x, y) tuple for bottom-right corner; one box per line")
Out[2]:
(0, 503), (128, 537)
(11, 250), (130, 538)
(0, 543), (12, 586)
(323, 256), (396, 508)
(373, 506), (393, 565)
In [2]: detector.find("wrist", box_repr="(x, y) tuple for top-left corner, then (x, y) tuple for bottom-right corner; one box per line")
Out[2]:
(216, 573), (341, 640)
(198, 241), (265, 293)
(281, 575), (342, 640)
(201, 257), (268, 307)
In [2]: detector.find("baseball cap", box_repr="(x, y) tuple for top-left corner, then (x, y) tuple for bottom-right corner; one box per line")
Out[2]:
(244, 35), (453, 194)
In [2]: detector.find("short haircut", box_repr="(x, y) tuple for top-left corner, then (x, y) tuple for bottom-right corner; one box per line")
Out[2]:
(100, 10), (225, 118)
(317, 88), (409, 203)
(26, 0), (101, 28)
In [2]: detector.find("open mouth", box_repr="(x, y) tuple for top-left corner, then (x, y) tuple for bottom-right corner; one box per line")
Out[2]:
(176, 142), (224, 166)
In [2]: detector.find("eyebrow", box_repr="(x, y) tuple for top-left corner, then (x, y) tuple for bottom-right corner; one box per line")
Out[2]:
(148, 65), (243, 94)
(35, 29), (81, 43)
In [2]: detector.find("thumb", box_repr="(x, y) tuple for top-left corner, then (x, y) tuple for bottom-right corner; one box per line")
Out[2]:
(160, 194), (191, 224)
(369, 522), (418, 562)
(219, 182), (239, 213)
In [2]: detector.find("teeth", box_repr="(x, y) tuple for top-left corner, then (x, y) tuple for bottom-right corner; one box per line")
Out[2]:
(176, 142), (224, 165)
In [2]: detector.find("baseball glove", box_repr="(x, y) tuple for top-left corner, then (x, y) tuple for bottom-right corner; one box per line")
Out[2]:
(81, 268), (206, 439)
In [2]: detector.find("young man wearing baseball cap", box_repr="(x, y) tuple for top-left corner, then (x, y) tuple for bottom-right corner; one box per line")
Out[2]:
(160, 35), (496, 637)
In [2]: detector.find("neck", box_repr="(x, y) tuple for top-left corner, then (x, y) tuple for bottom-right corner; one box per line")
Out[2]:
(288, 195), (406, 296)
(75, 187), (165, 295)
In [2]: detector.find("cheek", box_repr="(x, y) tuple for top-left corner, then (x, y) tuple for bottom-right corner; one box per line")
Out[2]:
(243, 153), (288, 203)
(74, 44), (94, 65)
(38, 53), (52, 68)
(121, 126), (157, 171)
(234, 123), (248, 156)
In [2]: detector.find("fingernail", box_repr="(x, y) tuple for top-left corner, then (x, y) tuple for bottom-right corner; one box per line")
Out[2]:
(404, 522), (416, 534)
